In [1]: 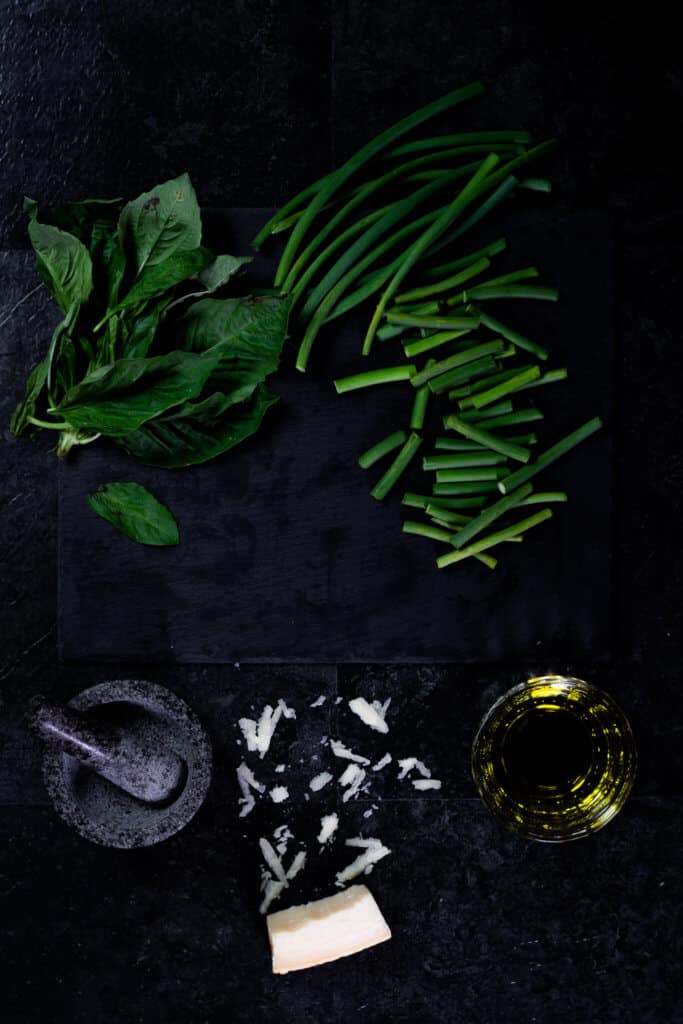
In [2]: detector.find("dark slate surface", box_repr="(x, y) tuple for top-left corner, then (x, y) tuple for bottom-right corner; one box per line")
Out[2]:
(1, 2), (681, 1023)
(56, 208), (612, 664)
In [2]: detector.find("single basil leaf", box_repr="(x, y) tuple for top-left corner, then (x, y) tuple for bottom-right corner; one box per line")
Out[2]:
(10, 354), (51, 435)
(168, 295), (289, 396)
(26, 208), (94, 314)
(118, 383), (278, 468)
(56, 348), (219, 435)
(111, 246), (212, 314)
(117, 173), (202, 275)
(88, 482), (179, 546)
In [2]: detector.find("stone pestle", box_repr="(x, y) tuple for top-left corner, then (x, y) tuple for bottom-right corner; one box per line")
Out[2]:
(30, 698), (187, 805)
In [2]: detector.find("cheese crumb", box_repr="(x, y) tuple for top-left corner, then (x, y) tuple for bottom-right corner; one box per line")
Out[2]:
(412, 778), (442, 791)
(348, 697), (390, 734)
(317, 813), (339, 845)
(336, 838), (391, 886)
(309, 771), (333, 792)
(330, 739), (370, 765)
(310, 695), (326, 708)
(267, 885), (391, 974)
(372, 753), (392, 772)
(397, 757), (431, 780)
(236, 761), (265, 817)
(275, 764), (286, 773)
(338, 763), (367, 802)
(270, 786), (290, 804)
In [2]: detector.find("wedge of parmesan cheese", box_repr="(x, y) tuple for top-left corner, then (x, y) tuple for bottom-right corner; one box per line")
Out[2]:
(267, 885), (391, 974)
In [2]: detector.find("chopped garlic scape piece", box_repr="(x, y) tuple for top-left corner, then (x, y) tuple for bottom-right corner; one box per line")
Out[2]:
(267, 885), (391, 974)
(348, 697), (390, 734)
(330, 739), (370, 765)
(412, 778), (442, 791)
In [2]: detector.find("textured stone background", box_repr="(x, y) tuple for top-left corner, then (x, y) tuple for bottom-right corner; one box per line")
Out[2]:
(0, 2), (681, 1022)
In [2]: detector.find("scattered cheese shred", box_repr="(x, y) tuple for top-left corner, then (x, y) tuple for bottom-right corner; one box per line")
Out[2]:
(267, 885), (391, 974)
(335, 838), (391, 887)
(330, 739), (370, 765)
(236, 761), (265, 817)
(397, 757), (431, 780)
(260, 837), (289, 886)
(275, 764), (286, 773)
(260, 879), (285, 915)
(317, 813), (339, 845)
(348, 697), (391, 734)
(309, 771), (333, 792)
(286, 850), (307, 880)
(238, 700), (296, 759)
(310, 695), (326, 708)
(270, 786), (290, 804)
(372, 753), (392, 772)
(338, 763), (367, 802)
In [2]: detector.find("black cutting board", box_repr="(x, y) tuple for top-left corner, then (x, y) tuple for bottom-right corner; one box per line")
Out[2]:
(58, 208), (612, 663)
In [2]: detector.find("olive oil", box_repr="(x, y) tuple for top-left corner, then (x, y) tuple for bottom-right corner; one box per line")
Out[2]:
(471, 676), (637, 841)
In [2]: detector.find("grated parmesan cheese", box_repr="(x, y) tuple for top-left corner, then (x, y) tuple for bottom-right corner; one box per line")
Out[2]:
(397, 757), (431, 780)
(317, 813), (339, 845)
(335, 838), (391, 887)
(372, 753), (392, 772)
(330, 739), (370, 765)
(310, 695), (326, 708)
(236, 761), (265, 817)
(270, 785), (290, 804)
(338, 763), (367, 802)
(348, 697), (391, 734)
(412, 778), (442, 791)
(309, 771), (333, 792)
(238, 700), (296, 759)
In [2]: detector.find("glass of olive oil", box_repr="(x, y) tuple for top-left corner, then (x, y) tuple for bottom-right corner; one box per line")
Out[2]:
(471, 676), (636, 841)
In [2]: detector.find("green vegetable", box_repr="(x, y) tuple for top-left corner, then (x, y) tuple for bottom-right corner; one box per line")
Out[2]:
(410, 361), (432, 430)
(470, 366), (541, 409)
(87, 482), (179, 547)
(436, 508), (553, 568)
(449, 483), (534, 549)
(443, 414), (531, 463)
(371, 432), (422, 500)
(403, 329), (471, 358)
(497, 418), (603, 495)
(359, 430), (408, 469)
(11, 175), (289, 469)
(334, 365), (415, 394)
(423, 452), (506, 469)
(432, 481), (499, 496)
(473, 307), (549, 360)
(411, 341), (504, 388)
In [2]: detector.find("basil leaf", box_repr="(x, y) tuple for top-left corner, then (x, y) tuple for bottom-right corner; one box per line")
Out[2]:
(56, 349), (219, 435)
(26, 207), (93, 314)
(10, 354), (51, 436)
(111, 247), (212, 314)
(30, 197), (122, 244)
(164, 254), (253, 313)
(88, 482), (179, 546)
(118, 383), (278, 468)
(117, 173), (202, 275)
(120, 300), (169, 359)
(170, 295), (289, 397)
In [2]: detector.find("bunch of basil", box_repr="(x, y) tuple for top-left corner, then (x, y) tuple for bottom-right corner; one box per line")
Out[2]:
(11, 174), (289, 468)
